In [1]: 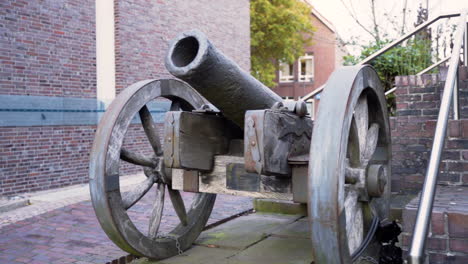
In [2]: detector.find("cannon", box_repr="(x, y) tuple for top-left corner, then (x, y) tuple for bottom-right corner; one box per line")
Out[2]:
(89, 30), (392, 263)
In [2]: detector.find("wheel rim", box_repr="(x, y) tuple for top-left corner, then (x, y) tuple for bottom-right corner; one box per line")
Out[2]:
(89, 79), (216, 259)
(308, 66), (391, 263)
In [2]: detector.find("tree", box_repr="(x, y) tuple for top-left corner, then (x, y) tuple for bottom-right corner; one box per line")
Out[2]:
(343, 38), (432, 90)
(250, 0), (315, 87)
(340, 1), (433, 91)
(340, 1), (433, 113)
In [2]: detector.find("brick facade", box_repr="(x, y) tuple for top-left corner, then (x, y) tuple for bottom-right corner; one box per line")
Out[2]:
(393, 68), (468, 263)
(272, 10), (336, 99)
(0, 0), (250, 196)
(114, 0), (250, 93)
(402, 186), (468, 263)
(0, 126), (95, 194)
(0, 0), (96, 98)
(391, 68), (468, 194)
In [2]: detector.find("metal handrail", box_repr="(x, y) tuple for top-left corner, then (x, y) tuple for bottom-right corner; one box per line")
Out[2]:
(302, 12), (462, 102)
(408, 10), (467, 264)
(385, 87), (396, 96)
(384, 57), (450, 97)
(416, 56), (450, 76)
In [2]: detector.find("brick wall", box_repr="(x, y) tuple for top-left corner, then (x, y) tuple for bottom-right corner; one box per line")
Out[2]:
(115, 0), (250, 93)
(402, 186), (468, 263)
(273, 12), (336, 99)
(391, 68), (468, 194)
(395, 68), (468, 263)
(0, 126), (95, 195)
(0, 0), (96, 98)
(0, 0), (251, 196)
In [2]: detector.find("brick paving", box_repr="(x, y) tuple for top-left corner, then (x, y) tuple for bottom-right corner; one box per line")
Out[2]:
(0, 185), (253, 264)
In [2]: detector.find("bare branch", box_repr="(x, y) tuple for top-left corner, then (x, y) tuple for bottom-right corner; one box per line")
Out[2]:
(370, 0), (381, 44)
(401, 0), (408, 34)
(339, 0), (378, 41)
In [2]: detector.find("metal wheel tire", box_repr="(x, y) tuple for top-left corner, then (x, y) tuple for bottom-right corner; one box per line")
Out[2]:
(89, 79), (216, 259)
(308, 65), (391, 263)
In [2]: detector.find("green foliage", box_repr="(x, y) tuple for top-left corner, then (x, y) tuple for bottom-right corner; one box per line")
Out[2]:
(250, 0), (315, 87)
(343, 37), (432, 90)
(343, 37), (432, 113)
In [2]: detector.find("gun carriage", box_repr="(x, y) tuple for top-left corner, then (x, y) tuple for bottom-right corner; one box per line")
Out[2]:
(89, 30), (391, 263)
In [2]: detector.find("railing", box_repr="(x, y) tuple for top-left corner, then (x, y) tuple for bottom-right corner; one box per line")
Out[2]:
(408, 10), (467, 264)
(383, 56), (450, 97)
(302, 11), (462, 102)
(416, 56), (450, 76)
(303, 10), (468, 263)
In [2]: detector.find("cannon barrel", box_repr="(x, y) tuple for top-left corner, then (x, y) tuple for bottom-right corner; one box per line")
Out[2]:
(165, 30), (282, 128)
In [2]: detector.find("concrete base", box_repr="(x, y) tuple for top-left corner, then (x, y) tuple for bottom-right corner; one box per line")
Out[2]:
(130, 211), (386, 264)
(253, 199), (307, 216)
(130, 213), (311, 264)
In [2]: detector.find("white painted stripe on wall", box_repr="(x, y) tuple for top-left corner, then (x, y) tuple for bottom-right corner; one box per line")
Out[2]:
(96, 0), (116, 107)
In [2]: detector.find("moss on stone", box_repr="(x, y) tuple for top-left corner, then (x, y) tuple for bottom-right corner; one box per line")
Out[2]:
(253, 199), (307, 216)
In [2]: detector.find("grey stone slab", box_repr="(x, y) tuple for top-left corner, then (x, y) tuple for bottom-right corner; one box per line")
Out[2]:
(138, 246), (238, 264)
(0, 95), (105, 110)
(195, 213), (300, 250)
(228, 236), (313, 264)
(271, 218), (310, 239)
(0, 94), (168, 126)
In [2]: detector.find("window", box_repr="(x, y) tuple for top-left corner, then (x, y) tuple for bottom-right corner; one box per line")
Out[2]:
(279, 62), (294, 82)
(298, 54), (314, 82)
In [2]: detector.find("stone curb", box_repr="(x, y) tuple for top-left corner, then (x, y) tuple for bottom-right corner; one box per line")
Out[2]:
(0, 198), (30, 213)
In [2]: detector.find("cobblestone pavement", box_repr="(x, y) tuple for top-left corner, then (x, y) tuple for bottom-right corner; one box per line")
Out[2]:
(0, 182), (253, 264)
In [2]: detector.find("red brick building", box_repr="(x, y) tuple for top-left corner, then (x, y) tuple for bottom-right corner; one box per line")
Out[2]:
(0, 0), (250, 196)
(272, 7), (337, 103)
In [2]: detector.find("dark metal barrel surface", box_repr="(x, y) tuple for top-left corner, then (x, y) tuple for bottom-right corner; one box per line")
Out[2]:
(165, 30), (282, 128)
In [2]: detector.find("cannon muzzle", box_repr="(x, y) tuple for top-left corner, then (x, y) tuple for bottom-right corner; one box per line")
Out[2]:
(165, 30), (282, 128)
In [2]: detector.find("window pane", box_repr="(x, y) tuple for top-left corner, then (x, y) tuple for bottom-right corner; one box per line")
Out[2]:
(306, 59), (313, 75)
(279, 62), (294, 82)
(280, 63), (289, 76)
(298, 54), (314, 82)
(301, 61), (306, 75)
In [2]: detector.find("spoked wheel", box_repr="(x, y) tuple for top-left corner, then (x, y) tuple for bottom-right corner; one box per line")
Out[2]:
(89, 79), (216, 259)
(308, 65), (391, 263)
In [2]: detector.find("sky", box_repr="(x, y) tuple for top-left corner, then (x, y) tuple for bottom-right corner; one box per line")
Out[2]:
(309, 0), (468, 55)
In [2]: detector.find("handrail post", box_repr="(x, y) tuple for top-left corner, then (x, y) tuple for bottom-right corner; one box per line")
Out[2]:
(464, 22), (468, 66)
(453, 69), (460, 120)
(408, 10), (467, 264)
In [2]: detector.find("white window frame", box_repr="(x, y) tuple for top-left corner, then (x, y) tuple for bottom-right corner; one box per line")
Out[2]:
(298, 54), (314, 82)
(304, 98), (315, 120)
(279, 62), (294, 83)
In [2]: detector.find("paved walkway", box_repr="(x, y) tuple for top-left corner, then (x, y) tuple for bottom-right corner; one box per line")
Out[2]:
(0, 174), (253, 264)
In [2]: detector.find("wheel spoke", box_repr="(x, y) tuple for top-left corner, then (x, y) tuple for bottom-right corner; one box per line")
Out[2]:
(344, 189), (364, 254)
(122, 174), (155, 210)
(139, 105), (163, 156)
(347, 117), (361, 167)
(120, 148), (154, 167)
(362, 123), (380, 162)
(148, 183), (165, 239)
(168, 187), (188, 226)
(354, 95), (369, 163)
